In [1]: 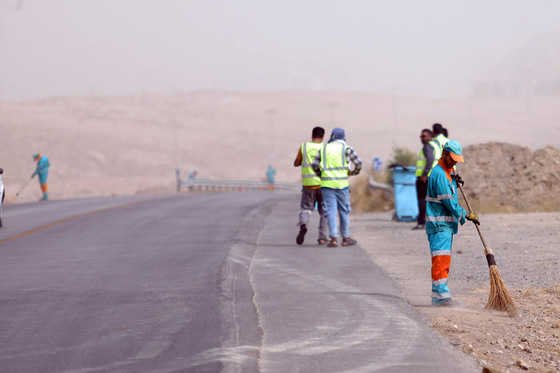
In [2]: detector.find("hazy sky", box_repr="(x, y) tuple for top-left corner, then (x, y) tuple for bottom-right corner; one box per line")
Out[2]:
(1, 0), (559, 101)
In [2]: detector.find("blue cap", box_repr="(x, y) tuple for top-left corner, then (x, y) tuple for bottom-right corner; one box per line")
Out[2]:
(329, 127), (346, 142)
(443, 140), (464, 163)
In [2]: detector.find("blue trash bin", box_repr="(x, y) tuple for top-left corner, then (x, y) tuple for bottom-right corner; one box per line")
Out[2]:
(390, 165), (418, 222)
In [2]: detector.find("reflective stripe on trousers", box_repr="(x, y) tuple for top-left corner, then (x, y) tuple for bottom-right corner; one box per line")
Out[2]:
(428, 231), (453, 304)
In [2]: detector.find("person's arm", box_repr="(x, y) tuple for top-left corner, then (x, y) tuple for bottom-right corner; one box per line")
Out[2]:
(422, 143), (434, 178)
(38, 159), (49, 173)
(347, 147), (362, 176)
(293, 147), (303, 167)
(436, 177), (466, 224)
(311, 151), (322, 177)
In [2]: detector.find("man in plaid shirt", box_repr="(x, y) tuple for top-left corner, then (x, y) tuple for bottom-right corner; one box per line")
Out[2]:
(311, 127), (362, 247)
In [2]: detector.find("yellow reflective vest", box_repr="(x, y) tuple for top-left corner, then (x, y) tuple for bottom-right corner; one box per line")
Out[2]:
(319, 142), (349, 189)
(301, 142), (323, 186)
(432, 134), (449, 155)
(415, 140), (440, 177)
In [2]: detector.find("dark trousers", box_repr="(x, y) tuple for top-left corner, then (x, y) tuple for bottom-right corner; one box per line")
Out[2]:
(416, 178), (428, 225)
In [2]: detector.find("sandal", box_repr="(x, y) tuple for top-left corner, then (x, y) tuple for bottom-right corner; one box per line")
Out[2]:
(341, 237), (357, 247)
(317, 238), (328, 246)
(327, 237), (338, 247)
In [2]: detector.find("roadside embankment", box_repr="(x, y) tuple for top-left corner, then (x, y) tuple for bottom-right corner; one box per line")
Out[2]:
(353, 211), (560, 372)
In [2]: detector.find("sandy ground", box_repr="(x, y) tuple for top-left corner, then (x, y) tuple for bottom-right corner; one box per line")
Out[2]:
(353, 212), (560, 372)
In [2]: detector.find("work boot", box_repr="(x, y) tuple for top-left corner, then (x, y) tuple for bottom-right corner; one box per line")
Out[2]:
(296, 224), (307, 245)
(341, 237), (357, 247)
(437, 298), (460, 308)
(412, 223), (424, 230)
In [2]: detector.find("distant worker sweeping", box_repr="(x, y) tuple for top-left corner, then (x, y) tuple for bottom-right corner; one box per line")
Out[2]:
(425, 140), (479, 306)
(266, 165), (276, 191)
(32, 153), (50, 201)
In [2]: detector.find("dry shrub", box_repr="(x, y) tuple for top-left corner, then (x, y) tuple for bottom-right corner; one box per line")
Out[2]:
(350, 174), (394, 214)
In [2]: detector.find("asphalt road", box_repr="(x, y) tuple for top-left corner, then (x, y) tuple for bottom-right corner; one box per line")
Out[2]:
(0, 193), (479, 372)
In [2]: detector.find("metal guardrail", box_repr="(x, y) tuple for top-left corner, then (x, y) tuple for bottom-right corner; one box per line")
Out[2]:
(177, 178), (301, 192)
(367, 177), (393, 193)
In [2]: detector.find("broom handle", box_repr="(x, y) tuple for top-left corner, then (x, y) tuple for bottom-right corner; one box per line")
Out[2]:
(457, 182), (494, 256)
(16, 178), (32, 196)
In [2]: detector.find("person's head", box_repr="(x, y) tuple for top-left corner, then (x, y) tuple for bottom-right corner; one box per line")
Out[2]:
(420, 129), (432, 144)
(328, 127), (345, 142)
(432, 123), (443, 135)
(312, 126), (325, 141)
(441, 140), (464, 168)
(442, 127), (448, 138)
(33, 153), (40, 161)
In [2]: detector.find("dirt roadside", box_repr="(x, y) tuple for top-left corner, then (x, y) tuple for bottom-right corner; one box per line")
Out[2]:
(352, 212), (560, 372)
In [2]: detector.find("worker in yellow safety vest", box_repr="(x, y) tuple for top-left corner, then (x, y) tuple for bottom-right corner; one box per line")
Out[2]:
(413, 129), (441, 230)
(311, 127), (362, 248)
(293, 127), (328, 245)
(431, 123), (449, 155)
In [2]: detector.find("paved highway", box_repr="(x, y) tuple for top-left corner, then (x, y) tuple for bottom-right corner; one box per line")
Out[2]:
(0, 193), (478, 372)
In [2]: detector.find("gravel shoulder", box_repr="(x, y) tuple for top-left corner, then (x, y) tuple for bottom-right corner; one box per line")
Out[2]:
(352, 211), (560, 372)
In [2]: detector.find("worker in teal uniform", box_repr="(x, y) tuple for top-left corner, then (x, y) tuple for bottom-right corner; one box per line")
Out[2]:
(32, 153), (50, 201)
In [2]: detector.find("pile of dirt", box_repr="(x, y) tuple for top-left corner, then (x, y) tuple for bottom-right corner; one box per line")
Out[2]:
(459, 142), (560, 213)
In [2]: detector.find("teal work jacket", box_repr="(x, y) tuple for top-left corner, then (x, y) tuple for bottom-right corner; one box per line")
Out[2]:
(32, 155), (50, 177)
(425, 160), (466, 234)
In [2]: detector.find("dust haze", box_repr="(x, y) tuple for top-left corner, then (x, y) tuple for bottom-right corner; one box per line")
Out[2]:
(1, 1), (560, 201)
(1, 1), (560, 100)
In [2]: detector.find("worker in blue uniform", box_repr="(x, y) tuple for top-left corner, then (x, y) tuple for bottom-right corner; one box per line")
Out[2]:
(32, 153), (50, 201)
(425, 141), (479, 306)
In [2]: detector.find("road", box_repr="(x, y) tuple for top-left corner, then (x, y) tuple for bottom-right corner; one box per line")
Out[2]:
(0, 193), (478, 372)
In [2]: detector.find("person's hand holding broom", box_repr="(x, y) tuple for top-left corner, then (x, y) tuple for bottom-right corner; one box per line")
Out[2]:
(466, 212), (480, 225)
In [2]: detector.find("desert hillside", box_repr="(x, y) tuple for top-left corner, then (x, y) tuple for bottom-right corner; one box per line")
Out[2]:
(459, 142), (560, 212)
(1, 91), (559, 203)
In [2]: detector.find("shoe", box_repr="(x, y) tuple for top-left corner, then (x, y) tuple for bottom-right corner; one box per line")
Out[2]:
(437, 299), (459, 308)
(341, 237), (357, 247)
(317, 238), (328, 246)
(296, 225), (307, 245)
(327, 237), (338, 247)
(412, 224), (424, 230)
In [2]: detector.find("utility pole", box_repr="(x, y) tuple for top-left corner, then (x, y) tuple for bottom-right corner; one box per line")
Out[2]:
(392, 85), (398, 129)
(326, 101), (339, 126)
(264, 108), (276, 161)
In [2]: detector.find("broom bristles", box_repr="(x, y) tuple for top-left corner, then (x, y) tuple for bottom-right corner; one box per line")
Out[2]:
(485, 265), (518, 317)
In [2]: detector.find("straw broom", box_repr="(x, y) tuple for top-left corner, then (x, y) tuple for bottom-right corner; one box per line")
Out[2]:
(457, 182), (518, 317)
(6, 178), (33, 203)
